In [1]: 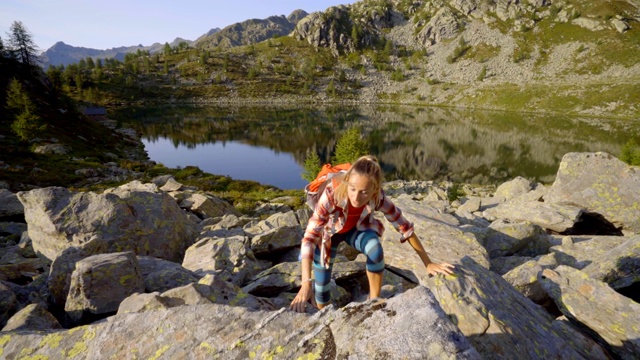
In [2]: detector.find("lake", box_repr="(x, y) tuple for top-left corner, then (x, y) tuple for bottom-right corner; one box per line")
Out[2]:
(111, 105), (638, 190)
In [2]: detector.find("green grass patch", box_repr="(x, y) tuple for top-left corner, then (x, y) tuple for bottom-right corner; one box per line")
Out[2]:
(466, 43), (501, 63)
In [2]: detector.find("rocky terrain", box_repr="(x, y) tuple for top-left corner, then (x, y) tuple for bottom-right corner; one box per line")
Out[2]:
(290, 0), (640, 118)
(1, 151), (639, 359)
(40, 0), (640, 118)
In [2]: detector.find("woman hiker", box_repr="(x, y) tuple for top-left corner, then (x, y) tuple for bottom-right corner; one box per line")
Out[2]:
(290, 155), (455, 312)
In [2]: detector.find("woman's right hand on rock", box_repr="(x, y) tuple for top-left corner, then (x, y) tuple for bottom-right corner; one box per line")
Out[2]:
(289, 282), (315, 313)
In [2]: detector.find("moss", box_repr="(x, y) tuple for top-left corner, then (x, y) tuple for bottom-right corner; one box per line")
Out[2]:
(39, 333), (63, 349)
(149, 345), (171, 360)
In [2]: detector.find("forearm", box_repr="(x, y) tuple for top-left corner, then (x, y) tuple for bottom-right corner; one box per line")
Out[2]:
(407, 233), (432, 268)
(301, 256), (313, 282)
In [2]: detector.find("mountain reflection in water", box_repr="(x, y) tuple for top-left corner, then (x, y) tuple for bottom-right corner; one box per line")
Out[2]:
(111, 105), (636, 190)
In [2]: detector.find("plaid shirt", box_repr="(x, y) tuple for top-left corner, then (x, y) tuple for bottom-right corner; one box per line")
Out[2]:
(300, 183), (414, 263)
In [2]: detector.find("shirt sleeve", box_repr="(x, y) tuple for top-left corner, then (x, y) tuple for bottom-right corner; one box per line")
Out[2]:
(300, 188), (334, 260)
(377, 191), (414, 242)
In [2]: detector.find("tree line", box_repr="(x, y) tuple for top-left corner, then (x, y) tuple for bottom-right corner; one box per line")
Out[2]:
(1, 21), (47, 140)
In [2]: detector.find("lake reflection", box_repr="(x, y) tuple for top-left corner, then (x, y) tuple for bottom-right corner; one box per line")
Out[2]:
(112, 105), (637, 190)
(143, 138), (308, 189)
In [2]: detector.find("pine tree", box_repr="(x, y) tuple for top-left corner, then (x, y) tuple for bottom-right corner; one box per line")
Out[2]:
(8, 21), (38, 66)
(334, 127), (369, 164)
(302, 149), (322, 182)
(6, 78), (46, 141)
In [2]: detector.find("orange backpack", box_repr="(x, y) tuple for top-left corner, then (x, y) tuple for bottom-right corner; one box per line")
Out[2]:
(304, 163), (351, 210)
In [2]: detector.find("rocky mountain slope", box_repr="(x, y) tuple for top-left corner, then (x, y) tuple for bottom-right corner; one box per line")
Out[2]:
(40, 37), (196, 68)
(196, 10), (308, 49)
(290, 0), (640, 117)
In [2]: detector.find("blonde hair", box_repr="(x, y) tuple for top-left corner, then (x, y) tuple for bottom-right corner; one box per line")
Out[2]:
(334, 155), (384, 206)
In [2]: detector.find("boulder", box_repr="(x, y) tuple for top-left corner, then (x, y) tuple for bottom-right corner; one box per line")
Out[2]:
(17, 181), (199, 263)
(48, 245), (104, 307)
(137, 256), (200, 293)
(483, 201), (583, 233)
(544, 152), (640, 233)
(540, 266), (640, 359)
(424, 256), (585, 359)
(172, 191), (240, 218)
(141, 274), (275, 311)
(0, 282), (18, 328)
(182, 234), (269, 286)
(65, 252), (145, 325)
(0, 189), (24, 218)
(2, 303), (62, 331)
(483, 220), (551, 258)
(581, 235), (640, 289)
(492, 176), (533, 200)
(547, 235), (629, 269)
(0, 287), (481, 359)
(611, 18), (629, 33)
(417, 7), (460, 46)
(380, 194), (489, 283)
(250, 226), (303, 257)
(502, 259), (553, 303)
(550, 316), (612, 359)
(243, 210), (300, 236)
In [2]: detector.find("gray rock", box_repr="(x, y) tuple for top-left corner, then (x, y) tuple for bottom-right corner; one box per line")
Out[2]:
(173, 191), (239, 218)
(116, 292), (169, 314)
(143, 275), (275, 311)
(424, 256), (585, 359)
(417, 7), (460, 46)
(611, 18), (629, 33)
(502, 259), (553, 303)
(250, 226), (303, 257)
(493, 176), (533, 200)
(244, 210), (300, 236)
(380, 194), (489, 284)
(0, 287), (480, 359)
(458, 196), (481, 213)
(65, 252), (144, 324)
(159, 177), (184, 192)
(541, 266), (640, 359)
(581, 235), (640, 289)
(17, 182), (199, 263)
(48, 245), (104, 307)
(33, 144), (70, 155)
(182, 235), (269, 286)
(137, 256), (200, 293)
(2, 303), (62, 331)
(0, 189), (24, 217)
(484, 220), (551, 258)
(572, 17), (604, 31)
(544, 152), (640, 233)
(489, 255), (534, 275)
(483, 201), (583, 233)
(550, 316), (611, 360)
(0, 282), (18, 328)
(548, 235), (629, 269)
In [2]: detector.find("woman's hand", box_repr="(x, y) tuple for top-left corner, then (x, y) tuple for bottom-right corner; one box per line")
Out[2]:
(289, 282), (316, 313)
(426, 261), (455, 276)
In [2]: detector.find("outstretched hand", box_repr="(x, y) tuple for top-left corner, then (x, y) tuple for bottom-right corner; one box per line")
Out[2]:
(426, 261), (455, 276)
(289, 283), (316, 313)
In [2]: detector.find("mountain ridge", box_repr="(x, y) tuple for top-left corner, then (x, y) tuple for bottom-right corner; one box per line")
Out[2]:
(39, 9), (309, 68)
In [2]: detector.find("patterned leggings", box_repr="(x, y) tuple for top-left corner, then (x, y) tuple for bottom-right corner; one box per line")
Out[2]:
(313, 228), (384, 305)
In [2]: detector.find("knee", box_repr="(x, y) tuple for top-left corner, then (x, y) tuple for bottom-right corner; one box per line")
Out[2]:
(362, 234), (384, 268)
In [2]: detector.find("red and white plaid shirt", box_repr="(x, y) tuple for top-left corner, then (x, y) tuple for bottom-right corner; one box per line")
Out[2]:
(300, 183), (414, 264)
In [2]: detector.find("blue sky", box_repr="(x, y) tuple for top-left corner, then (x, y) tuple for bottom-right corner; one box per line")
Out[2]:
(1, 0), (357, 51)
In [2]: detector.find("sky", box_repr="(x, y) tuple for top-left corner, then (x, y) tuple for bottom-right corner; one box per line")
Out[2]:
(1, 0), (357, 52)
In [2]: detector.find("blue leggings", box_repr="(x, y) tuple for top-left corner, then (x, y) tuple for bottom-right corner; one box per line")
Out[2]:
(313, 228), (384, 305)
